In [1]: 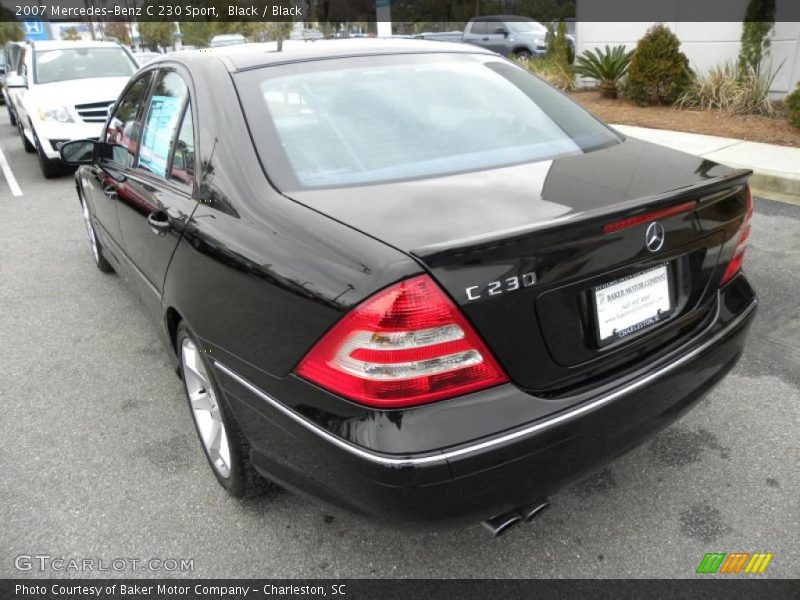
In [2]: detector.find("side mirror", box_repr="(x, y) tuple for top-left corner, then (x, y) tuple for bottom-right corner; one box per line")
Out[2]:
(5, 74), (27, 88)
(60, 139), (97, 165)
(493, 27), (508, 36)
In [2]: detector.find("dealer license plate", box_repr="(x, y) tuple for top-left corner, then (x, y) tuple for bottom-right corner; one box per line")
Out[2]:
(593, 265), (672, 343)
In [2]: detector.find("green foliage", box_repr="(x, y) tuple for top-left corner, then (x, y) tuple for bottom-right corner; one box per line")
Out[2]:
(103, 22), (131, 46)
(786, 83), (800, 128)
(738, 0), (775, 74)
(138, 21), (176, 51)
(624, 24), (692, 106)
(61, 27), (81, 41)
(515, 54), (574, 91)
(574, 45), (633, 98)
(676, 60), (780, 116)
(0, 21), (23, 45)
(544, 20), (571, 68)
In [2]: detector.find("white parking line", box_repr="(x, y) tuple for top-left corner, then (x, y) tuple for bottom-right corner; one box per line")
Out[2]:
(0, 145), (23, 197)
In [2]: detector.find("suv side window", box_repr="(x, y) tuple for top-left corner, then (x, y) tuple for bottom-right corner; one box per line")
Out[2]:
(104, 73), (152, 167)
(471, 21), (487, 35)
(137, 70), (189, 178)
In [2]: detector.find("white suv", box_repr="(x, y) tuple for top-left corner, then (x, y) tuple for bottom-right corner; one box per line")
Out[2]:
(5, 40), (139, 178)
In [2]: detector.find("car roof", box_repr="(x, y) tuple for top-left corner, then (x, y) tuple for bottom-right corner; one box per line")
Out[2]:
(168, 38), (494, 72)
(31, 40), (126, 51)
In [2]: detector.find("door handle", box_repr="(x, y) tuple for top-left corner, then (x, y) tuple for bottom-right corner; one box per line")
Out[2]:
(147, 211), (171, 236)
(482, 37), (489, 41)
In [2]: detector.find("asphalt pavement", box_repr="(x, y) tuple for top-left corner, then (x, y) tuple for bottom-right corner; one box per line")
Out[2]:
(0, 112), (798, 579)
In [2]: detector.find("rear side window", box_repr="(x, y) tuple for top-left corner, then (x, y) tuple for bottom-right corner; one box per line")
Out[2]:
(138, 71), (189, 178)
(104, 73), (151, 167)
(169, 105), (195, 187)
(236, 53), (620, 190)
(470, 21), (487, 35)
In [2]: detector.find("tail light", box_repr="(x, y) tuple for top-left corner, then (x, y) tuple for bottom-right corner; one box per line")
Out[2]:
(720, 185), (753, 286)
(295, 275), (508, 408)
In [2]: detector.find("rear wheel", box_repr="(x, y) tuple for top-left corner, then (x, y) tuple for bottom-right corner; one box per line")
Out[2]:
(178, 324), (271, 498)
(80, 196), (114, 273)
(7, 105), (17, 127)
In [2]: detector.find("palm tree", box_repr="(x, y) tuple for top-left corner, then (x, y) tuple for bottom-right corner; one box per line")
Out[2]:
(573, 45), (634, 99)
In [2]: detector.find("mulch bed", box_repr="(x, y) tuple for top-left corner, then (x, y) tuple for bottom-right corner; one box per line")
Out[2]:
(568, 90), (800, 148)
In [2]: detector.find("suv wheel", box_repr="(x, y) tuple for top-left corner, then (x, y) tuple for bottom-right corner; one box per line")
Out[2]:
(19, 120), (35, 153)
(34, 131), (64, 178)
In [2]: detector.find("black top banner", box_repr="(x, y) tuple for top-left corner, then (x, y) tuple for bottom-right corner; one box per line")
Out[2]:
(0, 0), (799, 23)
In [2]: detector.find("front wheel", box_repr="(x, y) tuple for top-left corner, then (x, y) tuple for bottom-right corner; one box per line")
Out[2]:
(178, 324), (271, 498)
(35, 133), (64, 178)
(80, 196), (114, 273)
(513, 49), (533, 61)
(7, 105), (17, 127)
(19, 120), (35, 153)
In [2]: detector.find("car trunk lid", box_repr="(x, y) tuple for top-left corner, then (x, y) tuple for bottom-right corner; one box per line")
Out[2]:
(287, 139), (751, 392)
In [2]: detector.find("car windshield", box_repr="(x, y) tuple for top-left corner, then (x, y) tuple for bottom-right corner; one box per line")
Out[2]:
(34, 47), (136, 84)
(236, 53), (620, 189)
(508, 21), (547, 34)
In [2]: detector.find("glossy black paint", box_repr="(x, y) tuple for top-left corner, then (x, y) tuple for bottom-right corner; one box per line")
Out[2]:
(73, 41), (757, 525)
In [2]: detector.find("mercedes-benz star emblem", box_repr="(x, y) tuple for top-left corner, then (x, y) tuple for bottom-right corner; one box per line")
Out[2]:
(645, 222), (665, 252)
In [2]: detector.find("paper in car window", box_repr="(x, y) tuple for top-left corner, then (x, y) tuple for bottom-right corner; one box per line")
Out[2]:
(139, 95), (182, 178)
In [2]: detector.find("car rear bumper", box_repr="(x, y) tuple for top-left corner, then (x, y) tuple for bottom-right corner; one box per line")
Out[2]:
(212, 275), (756, 525)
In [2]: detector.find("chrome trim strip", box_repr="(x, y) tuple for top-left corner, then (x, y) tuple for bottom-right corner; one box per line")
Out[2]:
(212, 298), (755, 468)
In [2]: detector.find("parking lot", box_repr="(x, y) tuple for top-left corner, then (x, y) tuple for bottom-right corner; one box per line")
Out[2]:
(0, 112), (798, 579)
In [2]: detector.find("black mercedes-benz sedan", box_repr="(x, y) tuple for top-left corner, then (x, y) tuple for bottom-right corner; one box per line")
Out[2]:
(61, 39), (756, 535)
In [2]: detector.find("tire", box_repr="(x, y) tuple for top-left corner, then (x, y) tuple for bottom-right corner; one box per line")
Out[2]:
(7, 106), (17, 127)
(177, 323), (271, 498)
(79, 195), (115, 273)
(514, 49), (533, 61)
(19, 120), (35, 153)
(35, 132), (64, 179)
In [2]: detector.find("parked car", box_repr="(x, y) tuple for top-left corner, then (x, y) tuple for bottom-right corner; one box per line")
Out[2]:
(0, 53), (5, 104)
(135, 51), (162, 65)
(5, 40), (139, 178)
(60, 40), (756, 534)
(289, 28), (324, 41)
(462, 16), (574, 60)
(209, 34), (247, 48)
(3, 41), (28, 123)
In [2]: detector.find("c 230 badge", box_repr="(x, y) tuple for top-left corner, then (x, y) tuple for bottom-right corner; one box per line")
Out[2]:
(465, 272), (537, 301)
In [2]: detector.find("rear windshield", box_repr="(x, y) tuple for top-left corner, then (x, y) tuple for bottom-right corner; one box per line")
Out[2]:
(35, 47), (136, 84)
(236, 53), (620, 189)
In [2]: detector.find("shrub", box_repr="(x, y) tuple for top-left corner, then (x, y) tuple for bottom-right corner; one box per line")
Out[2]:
(573, 45), (634, 98)
(545, 20), (573, 65)
(677, 60), (780, 116)
(624, 24), (693, 105)
(516, 55), (574, 91)
(738, 0), (776, 74)
(786, 83), (800, 128)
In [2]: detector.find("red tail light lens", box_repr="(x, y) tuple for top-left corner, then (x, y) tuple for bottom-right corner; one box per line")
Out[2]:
(720, 185), (753, 286)
(295, 275), (508, 408)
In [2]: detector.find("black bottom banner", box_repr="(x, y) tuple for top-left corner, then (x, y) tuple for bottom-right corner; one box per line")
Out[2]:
(2, 579), (799, 600)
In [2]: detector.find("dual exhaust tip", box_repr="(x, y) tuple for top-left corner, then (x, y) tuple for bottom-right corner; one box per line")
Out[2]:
(481, 500), (550, 537)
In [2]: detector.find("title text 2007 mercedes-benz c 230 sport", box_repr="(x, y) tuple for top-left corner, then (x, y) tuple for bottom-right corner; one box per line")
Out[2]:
(60, 40), (756, 536)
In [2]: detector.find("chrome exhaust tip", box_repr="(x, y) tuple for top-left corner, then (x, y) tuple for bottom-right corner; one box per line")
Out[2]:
(517, 500), (550, 522)
(481, 510), (523, 537)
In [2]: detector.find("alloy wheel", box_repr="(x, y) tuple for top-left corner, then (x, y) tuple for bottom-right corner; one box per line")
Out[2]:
(181, 338), (231, 478)
(80, 198), (100, 264)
